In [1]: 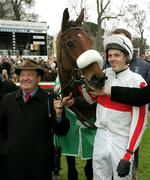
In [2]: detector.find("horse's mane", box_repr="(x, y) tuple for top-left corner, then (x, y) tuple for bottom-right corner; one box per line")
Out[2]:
(55, 32), (61, 68)
(55, 30), (75, 97)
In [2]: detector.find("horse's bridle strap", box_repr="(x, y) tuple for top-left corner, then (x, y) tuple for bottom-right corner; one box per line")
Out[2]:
(61, 27), (84, 38)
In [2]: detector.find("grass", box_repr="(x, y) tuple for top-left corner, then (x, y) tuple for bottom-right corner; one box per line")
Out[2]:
(59, 115), (150, 180)
(60, 156), (86, 180)
(137, 114), (150, 180)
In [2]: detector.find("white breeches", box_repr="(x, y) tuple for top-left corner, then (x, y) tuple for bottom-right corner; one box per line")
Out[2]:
(93, 128), (134, 180)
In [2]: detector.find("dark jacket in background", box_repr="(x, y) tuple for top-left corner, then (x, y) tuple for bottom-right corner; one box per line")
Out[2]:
(129, 56), (150, 85)
(0, 62), (11, 76)
(0, 79), (18, 101)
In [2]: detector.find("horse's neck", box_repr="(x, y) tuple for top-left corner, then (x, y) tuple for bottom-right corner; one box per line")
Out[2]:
(60, 72), (78, 97)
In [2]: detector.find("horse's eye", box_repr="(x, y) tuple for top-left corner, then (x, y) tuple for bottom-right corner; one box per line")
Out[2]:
(67, 41), (74, 47)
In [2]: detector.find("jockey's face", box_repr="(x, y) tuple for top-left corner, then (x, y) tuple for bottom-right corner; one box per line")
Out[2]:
(19, 70), (41, 93)
(108, 49), (128, 72)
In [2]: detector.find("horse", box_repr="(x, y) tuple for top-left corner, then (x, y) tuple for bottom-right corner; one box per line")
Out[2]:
(53, 8), (106, 180)
(56, 8), (105, 97)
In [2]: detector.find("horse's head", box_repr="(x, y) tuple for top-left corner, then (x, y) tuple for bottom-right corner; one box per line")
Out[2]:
(56, 8), (106, 96)
(59, 8), (92, 70)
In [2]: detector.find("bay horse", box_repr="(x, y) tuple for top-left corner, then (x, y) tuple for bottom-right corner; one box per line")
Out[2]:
(55, 8), (106, 127)
(56, 8), (105, 97)
(53, 8), (106, 180)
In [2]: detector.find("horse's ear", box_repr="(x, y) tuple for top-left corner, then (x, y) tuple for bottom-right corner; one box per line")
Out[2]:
(61, 8), (70, 32)
(76, 8), (84, 26)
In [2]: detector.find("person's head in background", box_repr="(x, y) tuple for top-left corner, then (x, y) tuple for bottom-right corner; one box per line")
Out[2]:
(2, 69), (9, 80)
(112, 28), (132, 40)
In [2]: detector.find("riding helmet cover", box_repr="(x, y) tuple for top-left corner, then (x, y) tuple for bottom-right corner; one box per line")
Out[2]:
(103, 34), (133, 61)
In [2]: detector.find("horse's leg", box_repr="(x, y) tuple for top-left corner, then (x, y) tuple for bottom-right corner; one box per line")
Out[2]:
(84, 159), (93, 180)
(66, 156), (78, 180)
(132, 147), (139, 180)
(53, 147), (61, 176)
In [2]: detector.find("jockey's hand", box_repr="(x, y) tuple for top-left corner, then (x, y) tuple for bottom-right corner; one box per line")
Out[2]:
(89, 86), (111, 97)
(53, 97), (64, 117)
(117, 159), (131, 177)
(63, 92), (74, 107)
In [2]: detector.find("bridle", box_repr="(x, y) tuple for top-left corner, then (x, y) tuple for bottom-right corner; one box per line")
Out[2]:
(59, 26), (93, 92)
(61, 26), (86, 38)
(58, 68), (90, 95)
(56, 27), (97, 128)
(54, 68), (96, 129)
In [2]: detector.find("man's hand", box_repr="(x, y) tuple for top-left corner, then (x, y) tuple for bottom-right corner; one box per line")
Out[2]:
(54, 97), (64, 118)
(63, 93), (74, 107)
(117, 159), (131, 177)
(89, 86), (111, 97)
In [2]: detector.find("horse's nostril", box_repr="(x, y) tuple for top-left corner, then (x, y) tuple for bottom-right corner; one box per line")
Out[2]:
(91, 75), (100, 86)
(91, 75), (105, 89)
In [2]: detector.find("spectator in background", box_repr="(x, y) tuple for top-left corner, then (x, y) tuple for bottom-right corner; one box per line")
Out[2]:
(11, 72), (19, 83)
(145, 54), (150, 63)
(139, 53), (146, 61)
(0, 75), (18, 102)
(42, 57), (57, 82)
(1, 69), (9, 81)
(0, 58), (11, 78)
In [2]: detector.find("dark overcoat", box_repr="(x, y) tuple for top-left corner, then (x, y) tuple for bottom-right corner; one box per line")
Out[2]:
(0, 79), (18, 101)
(0, 87), (68, 180)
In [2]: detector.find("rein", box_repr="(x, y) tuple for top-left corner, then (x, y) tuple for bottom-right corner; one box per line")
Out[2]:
(57, 67), (94, 97)
(58, 27), (97, 129)
(58, 69), (96, 129)
(47, 89), (96, 129)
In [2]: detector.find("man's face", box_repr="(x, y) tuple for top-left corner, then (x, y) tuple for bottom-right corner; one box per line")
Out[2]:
(108, 49), (128, 72)
(19, 70), (41, 92)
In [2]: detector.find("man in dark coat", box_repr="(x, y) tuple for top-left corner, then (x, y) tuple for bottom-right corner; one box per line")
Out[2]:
(0, 59), (69, 180)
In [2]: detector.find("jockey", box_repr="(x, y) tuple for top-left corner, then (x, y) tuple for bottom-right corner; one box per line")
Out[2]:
(77, 34), (148, 180)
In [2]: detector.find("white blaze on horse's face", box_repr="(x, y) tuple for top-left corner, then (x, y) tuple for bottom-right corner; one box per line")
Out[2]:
(77, 50), (106, 89)
(78, 34), (82, 38)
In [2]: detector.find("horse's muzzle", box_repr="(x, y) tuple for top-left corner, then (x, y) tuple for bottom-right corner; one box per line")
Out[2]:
(90, 74), (107, 89)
